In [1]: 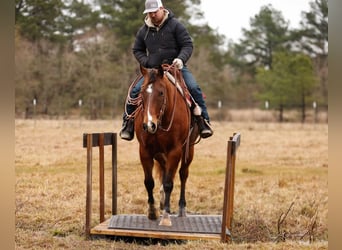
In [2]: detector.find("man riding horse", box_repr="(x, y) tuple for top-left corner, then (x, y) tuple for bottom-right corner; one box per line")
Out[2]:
(120, 0), (213, 141)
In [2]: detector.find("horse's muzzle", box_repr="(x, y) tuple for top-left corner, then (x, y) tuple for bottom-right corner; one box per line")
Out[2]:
(143, 121), (157, 134)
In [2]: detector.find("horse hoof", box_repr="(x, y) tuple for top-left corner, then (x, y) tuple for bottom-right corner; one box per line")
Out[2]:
(178, 208), (186, 217)
(148, 213), (158, 220)
(159, 211), (172, 226)
(148, 206), (158, 220)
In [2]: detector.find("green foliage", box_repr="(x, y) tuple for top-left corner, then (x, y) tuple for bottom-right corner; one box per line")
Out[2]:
(15, 0), (101, 45)
(15, 0), (67, 43)
(14, 0), (328, 121)
(229, 4), (291, 72)
(98, 0), (204, 51)
(256, 52), (318, 109)
(294, 0), (328, 106)
(298, 0), (328, 56)
(63, 1), (101, 38)
(99, 0), (144, 51)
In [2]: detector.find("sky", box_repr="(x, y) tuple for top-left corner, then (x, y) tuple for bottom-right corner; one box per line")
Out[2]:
(199, 0), (312, 43)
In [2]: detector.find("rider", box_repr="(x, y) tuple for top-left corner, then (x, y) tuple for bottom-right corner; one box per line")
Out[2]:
(120, 0), (213, 141)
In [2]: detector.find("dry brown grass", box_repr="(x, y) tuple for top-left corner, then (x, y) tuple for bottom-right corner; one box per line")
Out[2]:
(210, 108), (328, 123)
(15, 119), (328, 249)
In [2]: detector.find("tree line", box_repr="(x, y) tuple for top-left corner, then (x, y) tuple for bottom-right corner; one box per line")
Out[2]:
(15, 0), (328, 122)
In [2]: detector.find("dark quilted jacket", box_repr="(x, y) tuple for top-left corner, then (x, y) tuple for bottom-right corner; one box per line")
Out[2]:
(132, 9), (193, 68)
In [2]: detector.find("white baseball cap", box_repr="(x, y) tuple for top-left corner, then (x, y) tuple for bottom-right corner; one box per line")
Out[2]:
(143, 0), (163, 14)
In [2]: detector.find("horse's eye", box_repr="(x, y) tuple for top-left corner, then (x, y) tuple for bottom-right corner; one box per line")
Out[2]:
(159, 91), (164, 96)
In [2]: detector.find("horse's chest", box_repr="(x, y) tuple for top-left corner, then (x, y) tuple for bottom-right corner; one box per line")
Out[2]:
(143, 135), (179, 152)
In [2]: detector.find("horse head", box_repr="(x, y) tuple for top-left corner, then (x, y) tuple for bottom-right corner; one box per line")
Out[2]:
(140, 65), (167, 134)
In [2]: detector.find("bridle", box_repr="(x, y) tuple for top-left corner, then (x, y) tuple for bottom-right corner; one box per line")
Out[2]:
(141, 64), (179, 132)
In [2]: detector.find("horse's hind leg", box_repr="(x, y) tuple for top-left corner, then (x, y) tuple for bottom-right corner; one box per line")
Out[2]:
(178, 164), (189, 217)
(159, 184), (165, 211)
(154, 153), (167, 211)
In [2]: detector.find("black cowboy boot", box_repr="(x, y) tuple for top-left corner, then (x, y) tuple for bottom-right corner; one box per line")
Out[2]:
(195, 115), (213, 138)
(119, 118), (134, 141)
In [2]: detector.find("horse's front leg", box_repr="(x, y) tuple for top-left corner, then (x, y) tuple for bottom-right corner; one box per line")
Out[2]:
(162, 174), (174, 214)
(159, 150), (181, 226)
(144, 176), (158, 220)
(159, 174), (173, 226)
(178, 146), (194, 217)
(141, 150), (158, 220)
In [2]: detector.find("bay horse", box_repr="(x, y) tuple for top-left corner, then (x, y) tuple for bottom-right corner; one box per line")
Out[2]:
(134, 64), (199, 226)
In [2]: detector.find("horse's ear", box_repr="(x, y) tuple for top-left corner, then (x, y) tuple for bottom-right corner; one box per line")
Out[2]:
(140, 64), (148, 76)
(158, 65), (164, 77)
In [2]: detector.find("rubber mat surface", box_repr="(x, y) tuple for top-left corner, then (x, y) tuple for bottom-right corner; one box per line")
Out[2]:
(108, 214), (222, 234)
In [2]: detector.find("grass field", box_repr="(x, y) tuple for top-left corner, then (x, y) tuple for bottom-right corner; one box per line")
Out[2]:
(15, 119), (328, 249)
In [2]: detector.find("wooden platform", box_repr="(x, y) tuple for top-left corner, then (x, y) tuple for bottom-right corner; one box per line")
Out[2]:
(84, 132), (241, 242)
(90, 214), (230, 241)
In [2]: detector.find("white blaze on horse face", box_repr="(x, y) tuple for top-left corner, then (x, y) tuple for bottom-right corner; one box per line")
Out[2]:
(146, 84), (153, 122)
(146, 84), (153, 94)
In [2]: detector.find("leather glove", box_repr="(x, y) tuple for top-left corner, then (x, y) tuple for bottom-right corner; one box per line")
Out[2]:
(173, 58), (183, 69)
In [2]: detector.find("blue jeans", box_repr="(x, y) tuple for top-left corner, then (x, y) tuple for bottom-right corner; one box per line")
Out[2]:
(124, 66), (210, 121)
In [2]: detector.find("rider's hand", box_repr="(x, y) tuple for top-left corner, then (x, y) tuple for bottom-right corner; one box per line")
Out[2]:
(173, 58), (183, 69)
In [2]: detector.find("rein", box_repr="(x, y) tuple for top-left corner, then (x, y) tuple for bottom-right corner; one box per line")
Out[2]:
(158, 64), (180, 132)
(124, 75), (143, 120)
(161, 64), (194, 163)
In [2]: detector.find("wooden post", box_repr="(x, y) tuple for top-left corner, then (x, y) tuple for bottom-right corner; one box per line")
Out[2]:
(227, 138), (236, 228)
(99, 133), (105, 223)
(83, 132), (117, 237)
(85, 134), (93, 238)
(112, 133), (117, 216)
(221, 133), (240, 242)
